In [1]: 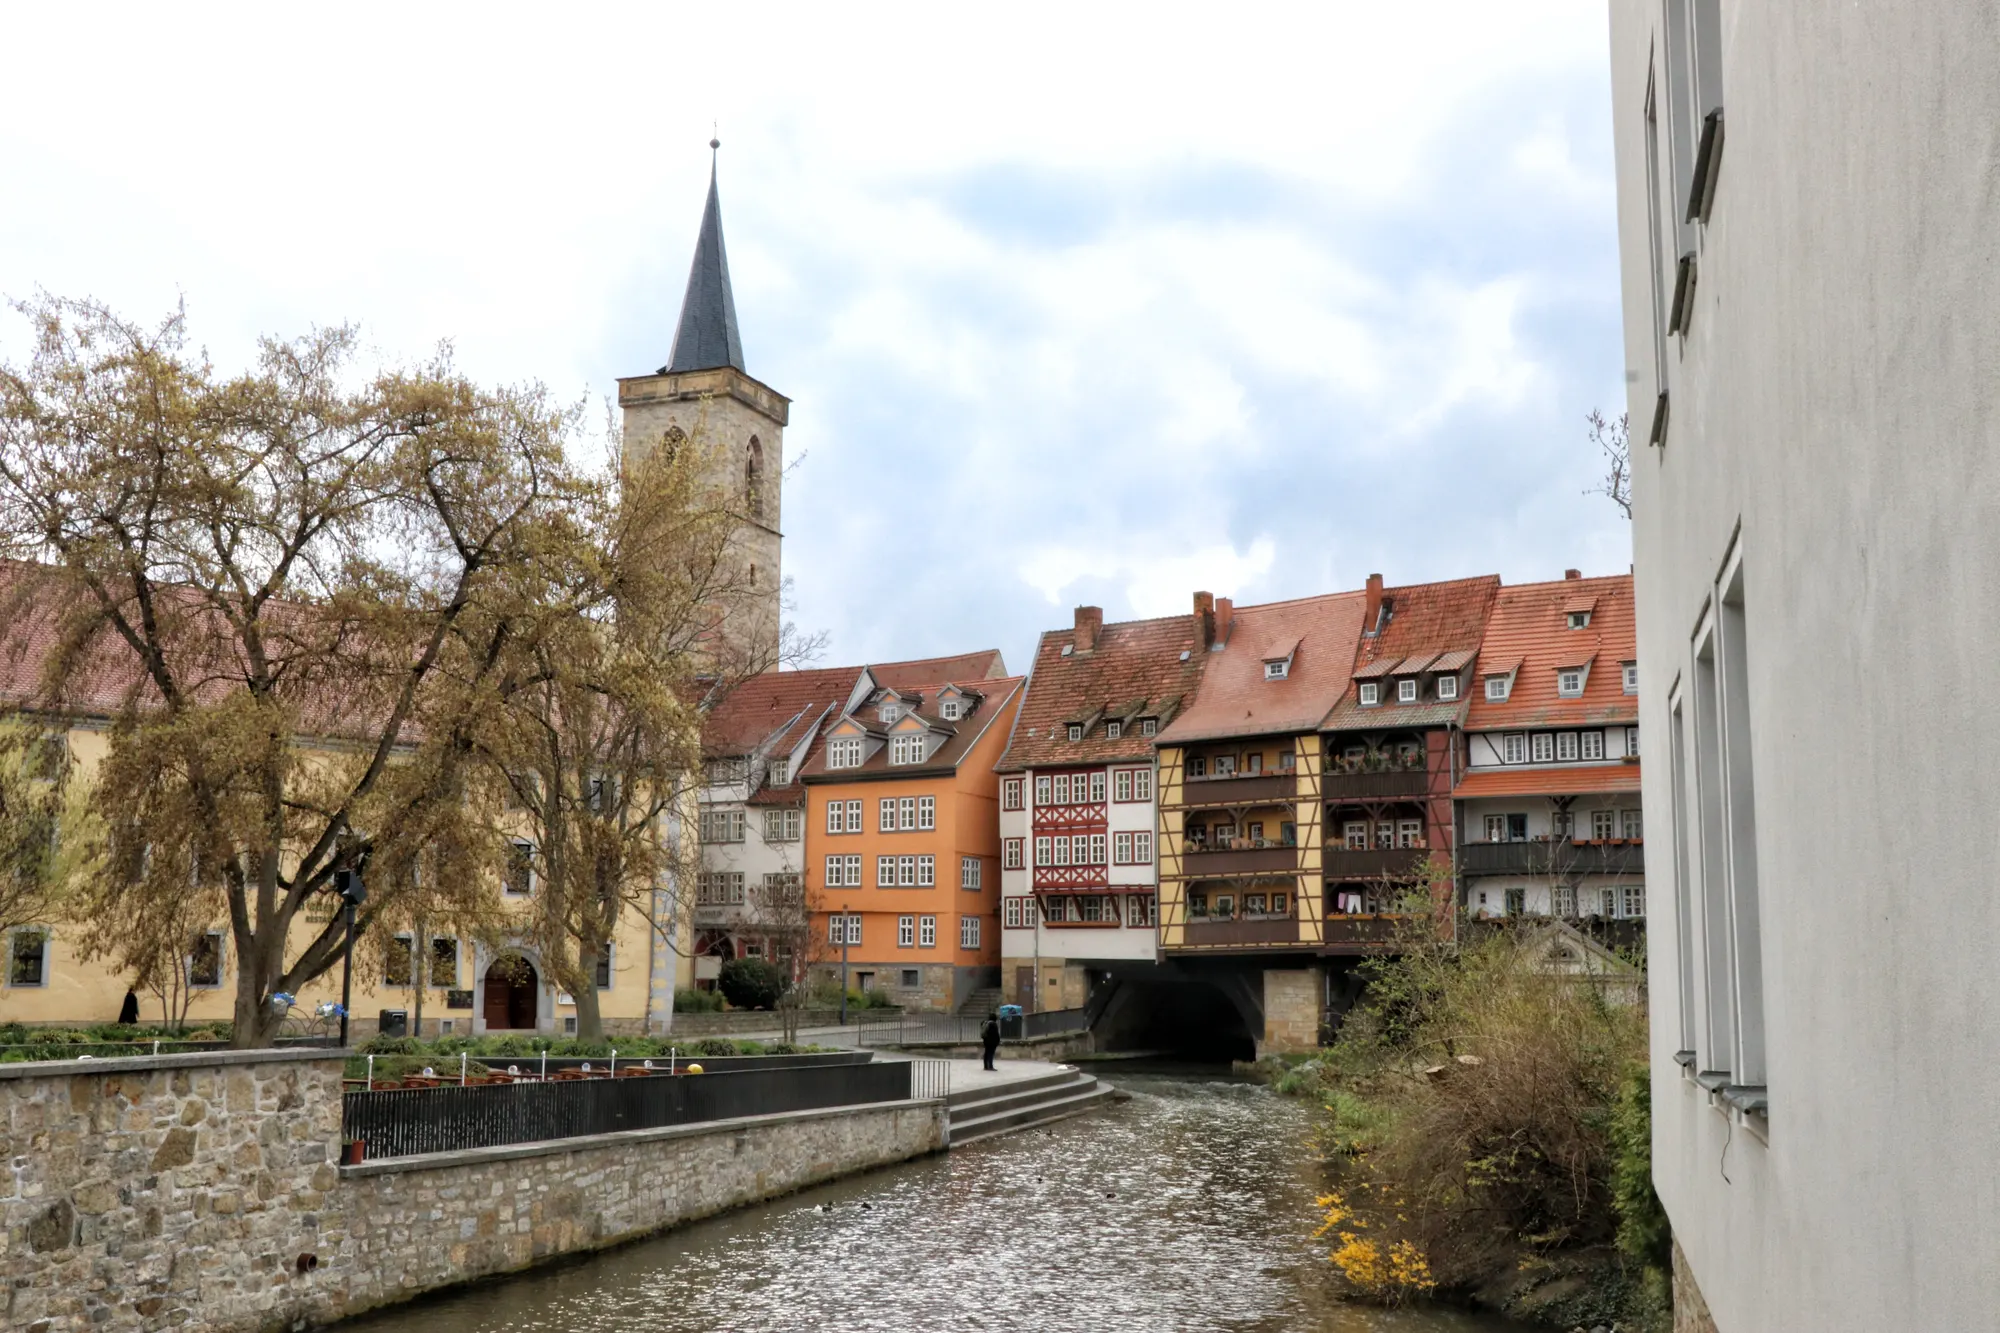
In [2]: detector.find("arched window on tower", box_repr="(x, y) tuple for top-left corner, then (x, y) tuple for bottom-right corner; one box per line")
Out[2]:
(745, 436), (765, 520)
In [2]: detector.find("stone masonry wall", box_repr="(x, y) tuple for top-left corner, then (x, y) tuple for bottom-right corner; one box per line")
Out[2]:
(0, 1051), (944, 1332)
(0, 1050), (349, 1333)
(1260, 966), (1324, 1056)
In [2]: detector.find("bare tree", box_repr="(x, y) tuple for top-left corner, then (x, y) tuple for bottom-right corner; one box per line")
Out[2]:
(0, 715), (90, 939)
(1585, 409), (1632, 519)
(751, 869), (831, 1046)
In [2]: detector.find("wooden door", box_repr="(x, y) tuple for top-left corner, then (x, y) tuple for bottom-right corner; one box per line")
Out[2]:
(482, 977), (510, 1030)
(1016, 966), (1036, 1013)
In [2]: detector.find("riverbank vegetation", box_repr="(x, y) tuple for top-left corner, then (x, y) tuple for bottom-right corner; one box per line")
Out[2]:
(1274, 910), (1669, 1330)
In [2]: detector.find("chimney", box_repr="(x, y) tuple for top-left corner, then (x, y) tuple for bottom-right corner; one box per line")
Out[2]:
(1364, 573), (1384, 631)
(1074, 605), (1103, 653)
(1193, 591), (1215, 649)
(1214, 597), (1235, 647)
(1565, 568), (1582, 580)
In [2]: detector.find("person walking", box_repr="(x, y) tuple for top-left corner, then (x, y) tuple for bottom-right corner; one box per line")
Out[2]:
(980, 1010), (1001, 1072)
(117, 989), (140, 1026)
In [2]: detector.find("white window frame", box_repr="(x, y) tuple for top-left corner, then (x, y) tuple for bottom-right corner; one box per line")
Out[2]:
(828, 737), (862, 769)
(879, 797), (897, 831)
(899, 796), (917, 830)
(1483, 814), (1506, 843)
(1592, 809), (1617, 840)
(1531, 733), (1555, 763)
(1114, 769), (1133, 802)
(960, 916), (981, 949)
(825, 803), (843, 835)
(1358, 682), (1380, 706)
(877, 855), (895, 888)
(187, 931), (226, 989)
(918, 855), (935, 887)
(1626, 725), (1641, 756)
(1003, 838), (1023, 870)
(1034, 775), (1052, 805)
(767, 758), (790, 786)
(1132, 767), (1153, 801)
(1140, 718), (1157, 737)
(1053, 836), (1071, 868)
(1581, 730), (1605, 761)
(941, 700), (961, 720)
(1557, 669), (1585, 697)
(961, 856), (981, 890)
(1623, 662), (1639, 694)
(1106, 720), (1122, 739)
(1089, 771), (1106, 802)
(1264, 660), (1289, 680)
(1053, 773), (1070, 804)
(1067, 724), (1083, 741)
(898, 915), (915, 947)
(845, 800), (863, 833)
(918, 796), (936, 830)
(506, 840), (536, 896)
(897, 855), (916, 887)
(1113, 831), (1133, 864)
(1034, 836), (1052, 867)
(1003, 778), (1023, 811)
(1556, 731), (1579, 761)
(1089, 833), (1107, 865)
(920, 915), (937, 947)
(1622, 808), (1644, 840)
(1134, 831), (1153, 863)
(1568, 610), (1592, 630)
(1397, 678), (1417, 703)
(1503, 734), (1526, 764)
(1345, 820), (1369, 850)
(1004, 898), (1021, 928)
(1437, 675), (1459, 700)
(1485, 675), (1511, 701)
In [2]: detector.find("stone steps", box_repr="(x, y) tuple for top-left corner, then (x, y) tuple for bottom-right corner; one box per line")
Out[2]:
(946, 1067), (1113, 1147)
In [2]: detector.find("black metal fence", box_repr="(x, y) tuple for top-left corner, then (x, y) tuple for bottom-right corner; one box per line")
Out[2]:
(856, 1007), (1094, 1047)
(342, 1058), (950, 1159)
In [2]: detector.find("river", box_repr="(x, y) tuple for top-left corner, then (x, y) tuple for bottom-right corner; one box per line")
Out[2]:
(341, 1067), (1526, 1333)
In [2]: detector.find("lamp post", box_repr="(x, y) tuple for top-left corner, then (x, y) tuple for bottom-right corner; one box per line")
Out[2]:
(333, 867), (367, 1047)
(838, 902), (851, 1026)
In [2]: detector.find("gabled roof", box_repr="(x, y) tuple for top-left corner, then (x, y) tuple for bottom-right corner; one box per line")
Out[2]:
(997, 610), (1209, 772)
(664, 152), (746, 375)
(1158, 591), (1368, 745)
(1466, 573), (1638, 730)
(1321, 575), (1499, 732)
(801, 677), (1026, 782)
(871, 650), (1008, 690)
(1453, 763), (1641, 799)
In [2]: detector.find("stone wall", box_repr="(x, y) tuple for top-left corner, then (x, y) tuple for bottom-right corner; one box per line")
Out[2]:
(1259, 966), (1324, 1055)
(1673, 1237), (1720, 1333)
(0, 1050), (945, 1332)
(0, 1049), (348, 1333)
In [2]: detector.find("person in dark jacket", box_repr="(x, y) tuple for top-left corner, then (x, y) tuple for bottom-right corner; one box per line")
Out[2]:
(980, 1011), (1001, 1071)
(117, 989), (140, 1026)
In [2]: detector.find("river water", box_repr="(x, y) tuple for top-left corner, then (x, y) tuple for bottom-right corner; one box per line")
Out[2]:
(343, 1068), (1525, 1333)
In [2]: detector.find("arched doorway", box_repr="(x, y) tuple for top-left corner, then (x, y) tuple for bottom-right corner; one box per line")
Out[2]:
(483, 954), (540, 1031)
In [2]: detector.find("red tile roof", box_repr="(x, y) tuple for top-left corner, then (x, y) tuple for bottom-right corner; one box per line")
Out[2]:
(1321, 575), (1500, 732)
(996, 610), (1208, 772)
(1157, 591), (1368, 744)
(1465, 573), (1638, 730)
(871, 650), (1007, 690)
(799, 677), (1025, 782)
(1452, 763), (1642, 798)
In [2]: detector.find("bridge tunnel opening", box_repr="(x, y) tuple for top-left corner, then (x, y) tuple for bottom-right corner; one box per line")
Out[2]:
(1094, 977), (1257, 1063)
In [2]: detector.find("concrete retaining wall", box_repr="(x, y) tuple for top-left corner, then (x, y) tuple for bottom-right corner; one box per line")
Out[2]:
(0, 1050), (945, 1332)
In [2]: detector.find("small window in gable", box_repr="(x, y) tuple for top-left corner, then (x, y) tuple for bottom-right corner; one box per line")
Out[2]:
(1396, 678), (1417, 703)
(941, 700), (961, 720)
(1568, 610), (1592, 630)
(1106, 720), (1122, 740)
(1622, 663), (1638, 694)
(1067, 724), (1083, 742)
(880, 701), (901, 723)
(1264, 659), (1289, 680)
(1485, 676), (1510, 701)
(1437, 675), (1459, 700)
(1558, 669), (1585, 697)
(1358, 682), (1380, 707)
(1139, 718), (1157, 737)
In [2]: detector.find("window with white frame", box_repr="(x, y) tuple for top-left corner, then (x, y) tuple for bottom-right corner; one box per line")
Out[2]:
(890, 734), (928, 765)
(1552, 809), (1574, 838)
(825, 803), (843, 835)
(920, 915), (937, 947)
(1503, 734), (1526, 764)
(1089, 771), (1106, 802)
(878, 797), (896, 831)
(1601, 888), (1619, 919)
(1067, 724), (1083, 741)
(505, 841), (535, 896)
(7, 928), (50, 987)
(1438, 675), (1459, 700)
(1486, 675), (1511, 701)
(767, 758), (790, 786)
(1127, 894), (1156, 927)
(1592, 809), (1617, 840)
(1034, 836), (1052, 867)
(1034, 775), (1052, 805)
(700, 808), (746, 843)
(960, 916), (981, 949)
(880, 699), (901, 723)
(845, 800), (863, 833)
(1581, 730), (1605, 761)
(1484, 814), (1506, 843)
(1081, 895), (1105, 922)
(1053, 835), (1071, 867)
(705, 757), (749, 786)
(1265, 659), (1289, 680)
(1622, 663), (1638, 694)
(823, 855), (845, 888)
(898, 915), (915, 947)
(828, 914), (862, 946)
(918, 796), (935, 829)
(1625, 725), (1640, 756)
(1106, 720), (1122, 739)
(696, 872), (746, 905)
(1088, 833), (1107, 865)
(1621, 808), (1643, 840)
(1113, 831), (1133, 864)
(1134, 830), (1153, 863)
(1053, 773), (1070, 804)
(763, 808), (802, 842)
(895, 855), (915, 887)
(1557, 669), (1585, 697)
(899, 796), (917, 830)
(1556, 732), (1579, 761)
(1020, 896), (1038, 926)
(828, 737), (863, 769)
(1003, 838), (1023, 869)
(1140, 718), (1157, 737)
(1531, 733), (1555, 763)
(1622, 884), (1644, 919)
(941, 700), (961, 720)
(961, 857), (981, 890)
(1133, 767), (1152, 801)
(1358, 682), (1380, 706)
(918, 855), (935, 887)
(876, 855), (896, 888)
(1397, 678), (1417, 703)
(1568, 610), (1592, 630)
(1345, 820), (1368, 849)
(1003, 778), (1023, 810)
(1114, 769), (1132, 802)
(1396, 819), (1423, 848)
(1004, 898), (1021, 928)
(1553, 884), (1577, 916)
(1374, 821), (1394, 849)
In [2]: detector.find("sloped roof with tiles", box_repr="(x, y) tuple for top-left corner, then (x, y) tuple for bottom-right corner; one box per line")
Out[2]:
(871, 649), (1008, 690)
(1157, 591), (1368, 745)
(996, 610), (1209, 773)
(799, 677), (1025, 782)
(1321, 575), (1500, 733)
(1452, 763), (1642, 799)
(1464, 573), (1638, 731)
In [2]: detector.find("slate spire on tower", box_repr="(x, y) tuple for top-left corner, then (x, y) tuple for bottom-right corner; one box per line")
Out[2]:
(662, 138), (746, 375)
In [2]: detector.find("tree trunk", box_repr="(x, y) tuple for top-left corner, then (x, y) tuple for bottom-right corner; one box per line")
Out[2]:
(574, 946), (604, 1043)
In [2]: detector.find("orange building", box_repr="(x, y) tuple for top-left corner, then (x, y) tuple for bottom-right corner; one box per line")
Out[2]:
(799, 672), (1025, 1012)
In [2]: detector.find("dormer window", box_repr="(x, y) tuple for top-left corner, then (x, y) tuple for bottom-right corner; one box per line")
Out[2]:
(1437, 676), (1459, 701)
(1485, 676), (1511, 701)
(1067, 724), (1083, 742)
(827, 738), (863, 769)
(1396, 679), (1417, 704)
(1557, 669), (1585, 697)
(890, 734), (928, 765)
(1264, 660), (1289, 680)
(1358, 682), (1380, 707)
(1622, 663), (1638, 695)
(879, 701), (901, 723)
(941, 700), (961, 721)
(1139, 718), (1157, 737)
(1567, 610), (1592, 630)
(767, 758), (790, 786)
(1106, 720), (1122, 740)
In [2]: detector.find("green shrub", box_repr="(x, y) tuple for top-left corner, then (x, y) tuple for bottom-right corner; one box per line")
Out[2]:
(674, 987), (724, 1013)
(1610, 1062), (1670, 1277)
(691, 1037), (739, 1057)
(718, 958), (784, 1011)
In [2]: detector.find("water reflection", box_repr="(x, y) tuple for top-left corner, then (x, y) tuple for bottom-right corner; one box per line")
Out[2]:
(340, 1069), (1522, 1333)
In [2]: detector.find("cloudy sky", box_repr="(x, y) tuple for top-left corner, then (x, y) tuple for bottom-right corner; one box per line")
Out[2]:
(0, 3), (1628, 676)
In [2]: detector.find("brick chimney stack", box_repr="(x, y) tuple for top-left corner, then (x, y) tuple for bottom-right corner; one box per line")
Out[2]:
(1193, 591), (1215, 649)
(1565, 568), (1582, 580)
(1214, 597), (1235, 647)
(1074, 605), (1103, 653)
(1364, 573), (1384, 630)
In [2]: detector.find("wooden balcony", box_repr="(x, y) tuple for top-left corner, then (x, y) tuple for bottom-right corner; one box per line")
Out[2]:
(1179, 915), (1301, 949)
(1174, 772), (1296, 809)
(1321, 846), (1428, 881)
(1321, 913), (1415, 949)
(1322, 768), (1431, 801)
(1458, 840), (1645, 876)
(1183, 844), (1299, 877)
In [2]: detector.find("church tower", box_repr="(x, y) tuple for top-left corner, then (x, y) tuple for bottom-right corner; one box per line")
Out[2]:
(619, 144), (786, 665)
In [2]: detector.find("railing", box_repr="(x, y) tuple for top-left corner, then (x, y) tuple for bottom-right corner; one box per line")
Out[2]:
(1322, 914), (1415, 947)
(1458, 840), (1645, 876)
(1321, 846), (1428, 880)
(341, 1058), (933, 1159)
(1173, 772), (1296, 807)
(1178, 915), (1301, 948)
(856, 1012), (982, 1048)
(1022, 1005), (1089, 1038)
(1183, 844), (1299, 876)
(1322, 768), (1431, 801)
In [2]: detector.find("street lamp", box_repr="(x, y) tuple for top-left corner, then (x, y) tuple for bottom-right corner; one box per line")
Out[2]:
(333, 867), (367, 1047)
(838, 902), (851, 1026)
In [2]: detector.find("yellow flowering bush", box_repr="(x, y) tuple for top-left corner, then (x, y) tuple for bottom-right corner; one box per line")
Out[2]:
(1315, 1187), (1436, 1303)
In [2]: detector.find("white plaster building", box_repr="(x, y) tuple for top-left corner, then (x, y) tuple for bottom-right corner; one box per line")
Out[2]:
(1609, 5), (2000, 1327)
